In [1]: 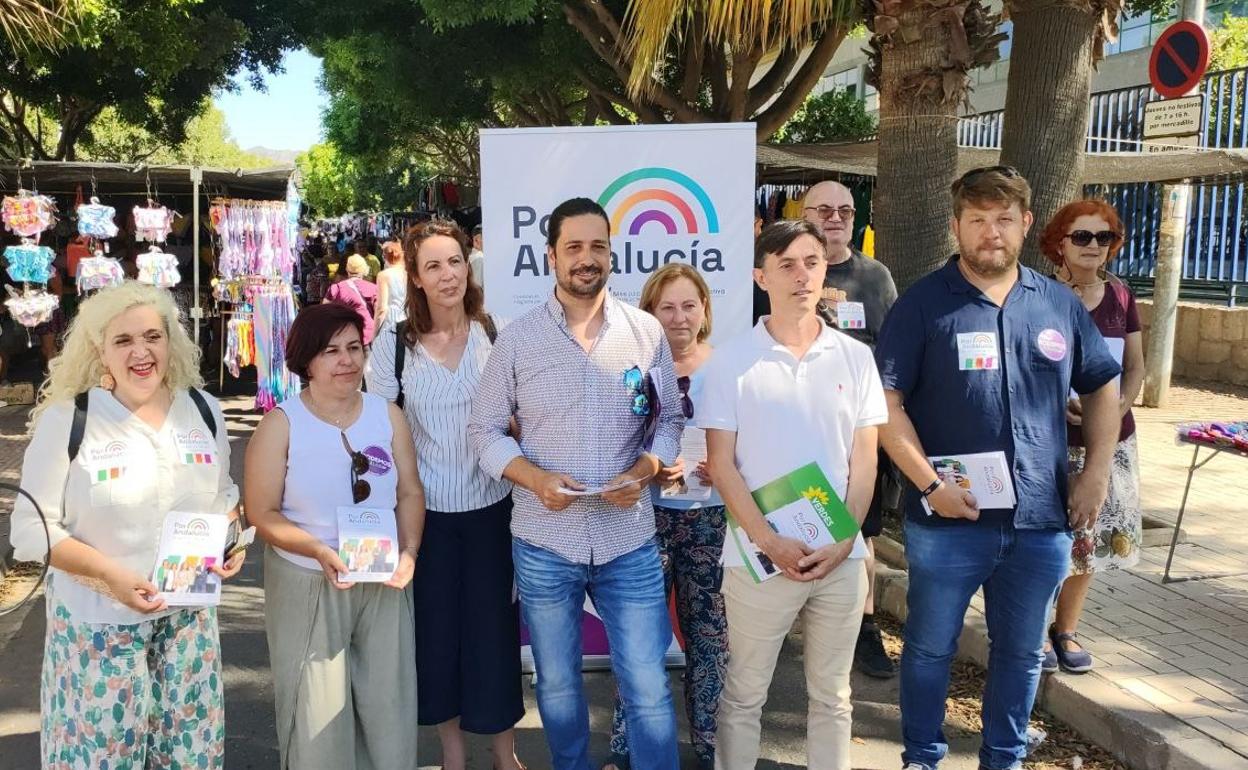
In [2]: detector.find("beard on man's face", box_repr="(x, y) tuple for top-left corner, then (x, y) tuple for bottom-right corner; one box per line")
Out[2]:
(959, 239), (1019, 278)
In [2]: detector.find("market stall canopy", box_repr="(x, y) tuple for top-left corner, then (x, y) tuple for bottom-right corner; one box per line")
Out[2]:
(0, 161), (296, 199)
(756, 142), (1248, 186)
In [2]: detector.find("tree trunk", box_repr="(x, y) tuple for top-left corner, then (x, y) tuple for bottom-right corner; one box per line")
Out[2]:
(873, 5), (959, 290)
(999, 0), (1099, 270)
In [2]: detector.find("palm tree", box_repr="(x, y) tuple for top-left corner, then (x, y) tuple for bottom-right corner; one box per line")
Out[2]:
(606, 0), (859, 139)
(867, 0), (1005, 289)
(0, 0), (77, 50)
(998, 0), (1122, 268)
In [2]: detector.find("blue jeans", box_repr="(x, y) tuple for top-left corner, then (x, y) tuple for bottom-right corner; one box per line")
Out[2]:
(513, 537), (679, 770)
(900, 520), (1072, 770)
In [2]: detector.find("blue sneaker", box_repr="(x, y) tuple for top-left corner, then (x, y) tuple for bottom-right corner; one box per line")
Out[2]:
(1049, 624), (1093, 673)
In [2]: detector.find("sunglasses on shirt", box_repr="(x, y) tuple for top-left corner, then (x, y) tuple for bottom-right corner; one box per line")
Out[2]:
(340, 431), (371, 504)
(1064, 230), (1121, 248)
(677, 376), (693, 420)
(623, 366), (650, 416)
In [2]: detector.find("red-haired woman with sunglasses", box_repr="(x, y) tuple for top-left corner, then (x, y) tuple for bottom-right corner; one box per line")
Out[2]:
(1039, 199), (1144, 675)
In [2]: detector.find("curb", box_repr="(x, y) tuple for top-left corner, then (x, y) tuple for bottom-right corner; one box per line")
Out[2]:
(873, 534), (1247, 770)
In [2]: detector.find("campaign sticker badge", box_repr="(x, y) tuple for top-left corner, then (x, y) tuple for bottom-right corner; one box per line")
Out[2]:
(175, 429), (216, 465)
(835, 301), (867, 330)
(86, 440), (130, 482)
(361, 445), (394, 476)
(1036, 328), (1068, 361)
(956, 332), (999, 371)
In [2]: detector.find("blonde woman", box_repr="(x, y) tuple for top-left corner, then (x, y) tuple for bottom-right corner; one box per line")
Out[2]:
(10, 281), (241, 770)
(374, 239), (408, 331)
(606, 263), (727, 770)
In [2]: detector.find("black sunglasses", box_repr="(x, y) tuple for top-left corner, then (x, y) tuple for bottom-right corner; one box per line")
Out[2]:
(676, 376), (693, 420)
(339, 431), (371, 504)
(1065, 229), (1120, 248)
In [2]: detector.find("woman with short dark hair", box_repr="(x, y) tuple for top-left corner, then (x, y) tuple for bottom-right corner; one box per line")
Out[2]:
(244, 301), (426, 769)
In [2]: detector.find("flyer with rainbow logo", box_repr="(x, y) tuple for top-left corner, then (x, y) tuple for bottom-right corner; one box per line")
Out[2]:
(151, 511), (227, 606)
(336, 506), (399, 582)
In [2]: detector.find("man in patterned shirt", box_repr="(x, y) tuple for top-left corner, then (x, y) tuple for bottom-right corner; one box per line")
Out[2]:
(469, 197), (684, 770)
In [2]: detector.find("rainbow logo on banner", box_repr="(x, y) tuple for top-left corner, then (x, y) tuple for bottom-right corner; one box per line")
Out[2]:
(185, 518), (211, 536)
(598, 167), (720, 236)
(358, 511), (381, 526)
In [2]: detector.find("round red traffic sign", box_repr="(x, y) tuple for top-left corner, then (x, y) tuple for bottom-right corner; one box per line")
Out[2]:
(1149, 20), (1210, 99)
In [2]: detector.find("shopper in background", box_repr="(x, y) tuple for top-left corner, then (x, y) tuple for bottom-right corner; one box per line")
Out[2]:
(374, 238), (408, 331)
(325, 255), (379, 345)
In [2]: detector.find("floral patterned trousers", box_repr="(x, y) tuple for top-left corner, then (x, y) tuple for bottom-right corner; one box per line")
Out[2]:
(41, 597), (224, 770)
(609, 504), (729, 769)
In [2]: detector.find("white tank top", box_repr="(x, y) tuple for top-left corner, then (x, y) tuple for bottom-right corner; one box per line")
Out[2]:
(382, 269), (407, 323)
(275, 392), (399, 570)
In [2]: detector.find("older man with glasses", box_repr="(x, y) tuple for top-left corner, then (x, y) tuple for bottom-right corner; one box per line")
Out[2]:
(800, 181), (902, 680)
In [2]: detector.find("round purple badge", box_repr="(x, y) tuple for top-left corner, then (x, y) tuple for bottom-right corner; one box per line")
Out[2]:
(361, 445), (394, 476)
(1036, 328), (1068, 361)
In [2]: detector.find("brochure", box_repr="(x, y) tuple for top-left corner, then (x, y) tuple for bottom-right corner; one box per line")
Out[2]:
(151, 511), (228, 606)
(557, 478), (639, 497)
(920, 450), (1017, 515)
(659, 427), (714, 502)
(727, 462), (859, 584)
(336, 506), (399, 582)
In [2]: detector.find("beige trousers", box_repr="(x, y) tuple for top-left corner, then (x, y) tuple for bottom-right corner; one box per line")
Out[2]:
(263, 546), (418, 770)
(715, 558), (868, 770)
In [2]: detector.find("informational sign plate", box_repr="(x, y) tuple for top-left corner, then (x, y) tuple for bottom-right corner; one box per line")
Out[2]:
(1143, 134), (1201, 153)
(1143, 95), (1204, 139)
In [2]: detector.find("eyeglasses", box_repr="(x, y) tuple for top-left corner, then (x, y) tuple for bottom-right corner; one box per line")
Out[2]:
(803, 205), (856, 222)
(1065, 230), (1120, 248)
(339, 431), (371, 504)
(676, 376), (693, 419)
(623, 366), (650, 416)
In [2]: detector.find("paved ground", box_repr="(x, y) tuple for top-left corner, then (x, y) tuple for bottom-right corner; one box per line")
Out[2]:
(1067, 382), (1248, 759)
(0, 379), (1245, 768)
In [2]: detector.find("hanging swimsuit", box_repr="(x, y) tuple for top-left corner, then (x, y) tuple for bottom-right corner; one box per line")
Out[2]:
(134, 205), (174, 242)
(5, 286), (59, 327)
(2, 194), (56, 238)
(76, 255), (126, 293)
(137, 248), (181, 288)
(77, 200), (119, 239)
(4, 243), (55, 284)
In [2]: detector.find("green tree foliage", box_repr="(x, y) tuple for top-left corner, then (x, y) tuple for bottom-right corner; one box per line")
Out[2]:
(0, 0), (296, 160)
(1210, 13), (1248, 71)
(298, 0), (858, 184)
(774, 87), (876, 144)
(297, 143), (359, 218)
(79, 103), (270, 167)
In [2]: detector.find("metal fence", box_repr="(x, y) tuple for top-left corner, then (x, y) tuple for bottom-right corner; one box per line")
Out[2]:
(958, 66), (1248, 285)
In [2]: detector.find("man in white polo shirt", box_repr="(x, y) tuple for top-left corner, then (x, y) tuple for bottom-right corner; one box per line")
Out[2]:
(700, 219), (888, 770)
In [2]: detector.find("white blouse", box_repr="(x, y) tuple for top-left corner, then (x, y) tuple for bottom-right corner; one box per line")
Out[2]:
(366, 320), (511, 513)
(10, 388), (239, 624)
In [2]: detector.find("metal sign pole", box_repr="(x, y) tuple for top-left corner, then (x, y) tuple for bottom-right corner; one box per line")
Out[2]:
(191, 167), (203, 346)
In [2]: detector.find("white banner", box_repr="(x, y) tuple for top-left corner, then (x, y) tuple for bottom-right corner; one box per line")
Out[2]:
(480, 123), (756, 343)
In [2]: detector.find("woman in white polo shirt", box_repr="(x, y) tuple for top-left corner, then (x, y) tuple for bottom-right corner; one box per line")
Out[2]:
(244, 301), (424, 770)
(604, 263), (728, 770)
(10, 281), (241, 770)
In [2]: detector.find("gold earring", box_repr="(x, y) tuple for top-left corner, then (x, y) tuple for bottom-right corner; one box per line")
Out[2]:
(100, 372), (116, 391)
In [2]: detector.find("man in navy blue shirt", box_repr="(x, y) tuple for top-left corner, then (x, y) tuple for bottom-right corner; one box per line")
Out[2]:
(875, 167), (1121, 770)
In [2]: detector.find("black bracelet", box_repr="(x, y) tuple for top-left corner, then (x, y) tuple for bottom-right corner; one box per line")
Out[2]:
(919, 478), (943, 497)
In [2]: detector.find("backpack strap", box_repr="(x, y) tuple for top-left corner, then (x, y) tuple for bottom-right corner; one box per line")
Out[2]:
(394, 321), (408, 410)
(187, 387), (219, 441)
(69, 388), (218, 462)
(67, 391), (89, 461)
(483, 314), (497, 344)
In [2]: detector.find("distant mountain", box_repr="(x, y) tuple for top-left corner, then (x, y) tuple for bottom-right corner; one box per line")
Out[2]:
(245, 146), (301, 165)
